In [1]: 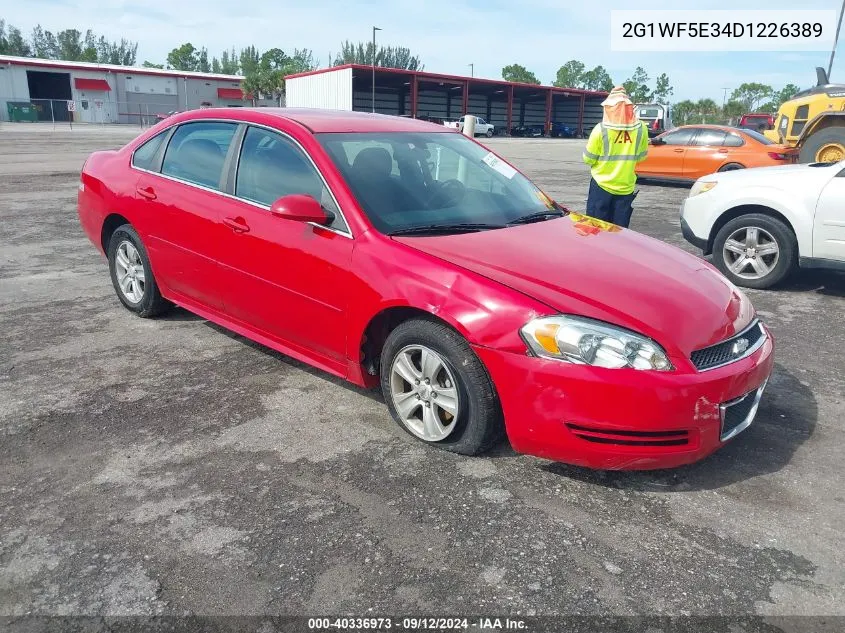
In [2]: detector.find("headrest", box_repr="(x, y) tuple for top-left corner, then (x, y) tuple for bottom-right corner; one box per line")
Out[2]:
(351, 147), (392, 177)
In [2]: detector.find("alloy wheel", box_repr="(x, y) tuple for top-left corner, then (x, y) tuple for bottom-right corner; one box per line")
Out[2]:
(114, 240), (146, 303)
(389, 344), (461, 442)
(722, 226), (780, 280)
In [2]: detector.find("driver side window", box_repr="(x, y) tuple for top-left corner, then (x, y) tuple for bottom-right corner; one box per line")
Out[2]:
(235, 126), (347, 233)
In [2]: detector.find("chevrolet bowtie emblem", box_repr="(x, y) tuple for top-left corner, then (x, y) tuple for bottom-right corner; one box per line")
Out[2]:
(732, 338), (750, 355)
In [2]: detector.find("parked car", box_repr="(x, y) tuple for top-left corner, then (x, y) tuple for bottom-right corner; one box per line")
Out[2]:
(681, 160), (845, 289)
(738, 113), (775, 133)
(636, 103), (673, 138)
(549, 122), (579, 138)
(78, 108), (773, 470)
(443, 115), (495, 137)
(637, 125), (798, 183)
(510, 124), (545, 137)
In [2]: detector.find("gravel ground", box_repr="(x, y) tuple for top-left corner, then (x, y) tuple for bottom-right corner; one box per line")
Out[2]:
(1, 123), (843, 622)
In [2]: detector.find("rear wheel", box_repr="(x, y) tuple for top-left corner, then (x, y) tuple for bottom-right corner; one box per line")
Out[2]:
(718, 162), (745, 172)
(799, 127), (845, 163)
(380, 318), (504, 456)
(107, 224), (170, 317)
(712, 213), (797, 289)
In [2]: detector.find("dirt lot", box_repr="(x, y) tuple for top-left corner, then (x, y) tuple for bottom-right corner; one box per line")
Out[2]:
(1, 123), (844, 619)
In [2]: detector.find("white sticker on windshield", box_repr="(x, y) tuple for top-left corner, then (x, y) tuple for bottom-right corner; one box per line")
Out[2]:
(482, 152), (517, 179)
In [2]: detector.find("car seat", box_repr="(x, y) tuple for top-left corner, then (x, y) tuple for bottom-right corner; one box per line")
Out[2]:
(172, 138), (225, 189)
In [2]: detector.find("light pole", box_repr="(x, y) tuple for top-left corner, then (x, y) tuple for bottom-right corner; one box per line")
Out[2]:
(372, 26), (381, 112)
(828, 0), (845, 80)
(468, 63), (474, 78)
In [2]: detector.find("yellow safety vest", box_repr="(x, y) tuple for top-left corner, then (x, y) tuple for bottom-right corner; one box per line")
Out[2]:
(582, 121), (649, 195)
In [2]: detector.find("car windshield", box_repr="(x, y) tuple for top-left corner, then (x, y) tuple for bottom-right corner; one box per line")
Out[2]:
(740, 128), (775, 145)
(316, 132), (559, 234)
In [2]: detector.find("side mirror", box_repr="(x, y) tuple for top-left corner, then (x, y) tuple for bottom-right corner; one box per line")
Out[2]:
(269, 194), (332, 225)
(650, 137), (663, 145)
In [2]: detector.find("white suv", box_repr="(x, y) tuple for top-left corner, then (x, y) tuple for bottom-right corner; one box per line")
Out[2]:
(680, 161), (845, 288)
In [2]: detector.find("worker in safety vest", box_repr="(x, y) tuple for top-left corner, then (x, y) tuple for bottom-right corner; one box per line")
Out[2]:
(582, 86), (649, 228)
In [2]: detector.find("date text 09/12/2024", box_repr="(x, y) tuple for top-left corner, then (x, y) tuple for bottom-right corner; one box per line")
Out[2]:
(307, 617), (527, 630)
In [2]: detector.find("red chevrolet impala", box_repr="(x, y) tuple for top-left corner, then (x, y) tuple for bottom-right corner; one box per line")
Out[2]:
(77, 108), (774, 470)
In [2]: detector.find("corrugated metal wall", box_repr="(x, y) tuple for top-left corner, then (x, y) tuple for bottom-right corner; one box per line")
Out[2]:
(286, 68), (353, 110)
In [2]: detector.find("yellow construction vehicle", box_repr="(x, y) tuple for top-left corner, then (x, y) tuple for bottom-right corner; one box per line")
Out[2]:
(765, 67), (845, 163)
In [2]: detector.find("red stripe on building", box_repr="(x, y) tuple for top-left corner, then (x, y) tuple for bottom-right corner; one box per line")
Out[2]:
(74, 78), (111, 91)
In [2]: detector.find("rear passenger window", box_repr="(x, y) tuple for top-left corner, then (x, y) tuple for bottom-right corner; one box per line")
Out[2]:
(723, 133), (744, 147)
(161, 122), (237, 190)
(132, 131), (167, 170)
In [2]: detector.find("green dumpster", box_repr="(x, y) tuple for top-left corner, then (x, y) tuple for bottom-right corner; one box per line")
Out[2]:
(7, 102), (39, 122)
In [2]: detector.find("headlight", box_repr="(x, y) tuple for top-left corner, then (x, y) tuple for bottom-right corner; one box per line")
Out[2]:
(689, 180), (717, 198)
(520, 315), (673, 371)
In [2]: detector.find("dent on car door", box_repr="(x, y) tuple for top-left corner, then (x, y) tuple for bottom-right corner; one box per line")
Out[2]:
(813, 171), (845, 261)
(134, 120), (238, 310)
(215, 125), (355, 372)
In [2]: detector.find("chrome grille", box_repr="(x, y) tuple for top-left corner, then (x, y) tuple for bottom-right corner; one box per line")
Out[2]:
(690, 320), (766, 371)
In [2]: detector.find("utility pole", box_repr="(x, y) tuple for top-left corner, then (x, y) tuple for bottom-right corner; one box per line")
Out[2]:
(372, 26), (381, 113)
(828, 0), (845, 80)
(468, 63), (474, 78)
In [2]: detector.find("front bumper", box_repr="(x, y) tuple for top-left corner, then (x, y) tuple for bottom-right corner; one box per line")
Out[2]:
(681, 215), (708, 253)
(472, 326), (774, 470)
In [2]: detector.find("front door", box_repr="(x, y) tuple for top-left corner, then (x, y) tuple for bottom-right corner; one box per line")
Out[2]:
(638, 127), (696, 178)
(215, 125), (355, 373)
(813, 171), (845, 261)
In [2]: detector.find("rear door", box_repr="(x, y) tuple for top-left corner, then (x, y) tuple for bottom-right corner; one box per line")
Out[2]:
(682, 128), (729, 178)
(813, 169), (845, 261)
(134, 120), (238, 310)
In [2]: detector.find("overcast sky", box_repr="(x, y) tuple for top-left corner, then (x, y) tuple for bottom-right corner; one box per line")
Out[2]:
(5, 0), (844, 101)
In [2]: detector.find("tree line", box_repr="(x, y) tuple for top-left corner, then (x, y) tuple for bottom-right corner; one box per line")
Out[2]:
(0, 19), (137, 65)
(502, 60), (801, 120)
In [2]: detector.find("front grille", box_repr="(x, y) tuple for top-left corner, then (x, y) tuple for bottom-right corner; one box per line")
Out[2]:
(691, 320), (765, 371)
(719, 379), (767, 441)
(565, 423), (690, 447)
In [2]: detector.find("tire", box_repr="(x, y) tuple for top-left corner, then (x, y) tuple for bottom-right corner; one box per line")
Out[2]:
(485, 129), (494, 137)
(712, 213), (798, 289)
(718, 162), (745, 172)
(107, 224), (170, 317)
(799, 127), (845, 163)
(380, 318), (504, 456)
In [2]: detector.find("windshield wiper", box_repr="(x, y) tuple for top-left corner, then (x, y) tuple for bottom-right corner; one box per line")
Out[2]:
(388, 223), (506, 236)
(508, 209), (566, 225)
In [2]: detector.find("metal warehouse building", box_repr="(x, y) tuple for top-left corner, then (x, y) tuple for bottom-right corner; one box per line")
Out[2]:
(0, 55), (275, 124)
(284, 65), (608, 136)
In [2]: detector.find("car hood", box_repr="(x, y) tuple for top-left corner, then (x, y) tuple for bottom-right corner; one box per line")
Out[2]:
(393, 214), (754, 358)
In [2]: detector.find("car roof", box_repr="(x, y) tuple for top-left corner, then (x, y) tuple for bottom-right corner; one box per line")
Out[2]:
(165, 107), (452, 134)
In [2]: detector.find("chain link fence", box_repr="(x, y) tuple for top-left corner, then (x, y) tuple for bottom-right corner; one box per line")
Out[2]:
(2, 98), (219, 128)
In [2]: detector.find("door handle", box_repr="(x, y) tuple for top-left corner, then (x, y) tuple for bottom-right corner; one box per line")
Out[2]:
(223, 216), (250, 233)
(136, 186), (156, 200)
(673, 148), (685, 153)
(718, 148), (729, 154)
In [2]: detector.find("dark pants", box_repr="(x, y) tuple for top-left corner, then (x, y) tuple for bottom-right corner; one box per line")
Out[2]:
(585, 178), (636, 228)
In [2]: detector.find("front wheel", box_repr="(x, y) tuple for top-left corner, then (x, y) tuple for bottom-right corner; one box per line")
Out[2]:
(799, 128), (845, 163)
(380, 318), (504, 455)
(712, 213), (798, 289)
(485, 129), (494, 137)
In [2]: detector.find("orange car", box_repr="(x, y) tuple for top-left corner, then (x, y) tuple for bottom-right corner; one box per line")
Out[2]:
(636, 124), (798, 182)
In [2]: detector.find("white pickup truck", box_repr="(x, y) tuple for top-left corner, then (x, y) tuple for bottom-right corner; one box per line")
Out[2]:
(443, 115), (495, 137)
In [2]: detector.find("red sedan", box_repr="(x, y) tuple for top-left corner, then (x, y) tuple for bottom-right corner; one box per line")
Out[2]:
(77, 108), (774, 470)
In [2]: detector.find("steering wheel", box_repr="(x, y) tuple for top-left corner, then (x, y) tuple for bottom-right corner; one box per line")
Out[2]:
(426, 179), (466, 208)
